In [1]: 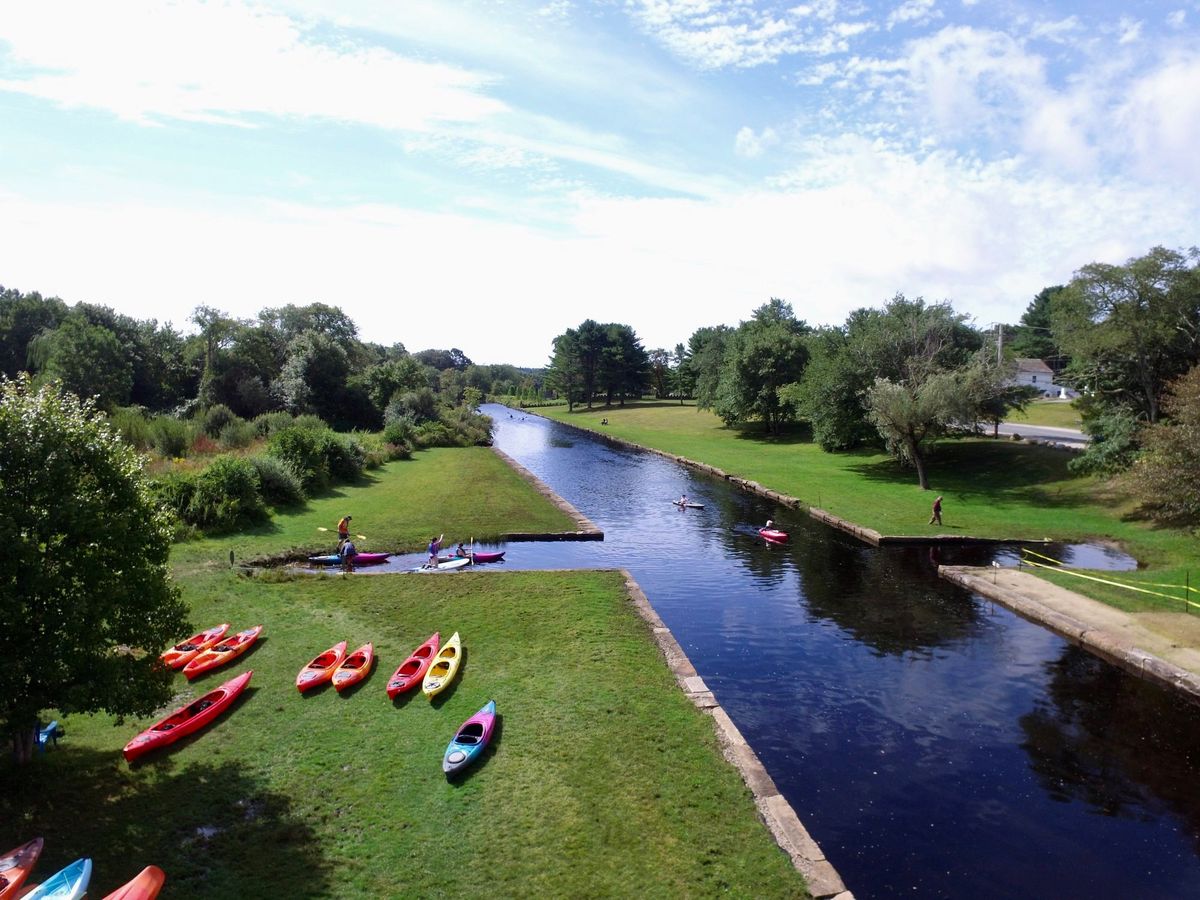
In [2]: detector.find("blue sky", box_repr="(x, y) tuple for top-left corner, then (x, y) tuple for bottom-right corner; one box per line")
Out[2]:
(1, 1), (1197, 365)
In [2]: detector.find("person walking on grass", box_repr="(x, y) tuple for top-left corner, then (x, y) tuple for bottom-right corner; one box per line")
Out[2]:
(929, 496), (943, 526)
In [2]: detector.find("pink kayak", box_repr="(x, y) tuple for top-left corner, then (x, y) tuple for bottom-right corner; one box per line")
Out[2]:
(308, 552), (389, 566)
(471, 550), (505, 564)
(759, 528), (789, 543)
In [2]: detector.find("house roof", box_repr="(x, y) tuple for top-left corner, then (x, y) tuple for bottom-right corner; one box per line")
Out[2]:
(1015, 358), (1054, 375)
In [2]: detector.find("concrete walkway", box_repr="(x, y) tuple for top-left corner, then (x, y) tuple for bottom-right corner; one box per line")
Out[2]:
(941, 566), (1200, 705)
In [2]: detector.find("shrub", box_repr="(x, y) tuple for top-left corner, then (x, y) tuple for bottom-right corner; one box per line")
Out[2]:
(187, 456), (267, 531)
(383, 414), (415, 447)
(412, 420), (456, 448)
(351, 431), (391, 469)
(201, 404), (238, 437)
(218, 418), (257, 450)
(150, 416), (194, 458)
(323, 432), (365, 482)
(191, 433), (219, 455)
(253, 411), (294, 438)
(268, 425), (330, 492)
(249, 455), (306, 506)
(109, 406), (153, 450)
(386, 442), (412, 461)
(292, 414), (329, 432)
(151, 470), (198, 520)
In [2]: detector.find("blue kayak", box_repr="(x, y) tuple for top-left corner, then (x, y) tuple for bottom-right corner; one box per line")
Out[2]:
(24, 858), (91, 900)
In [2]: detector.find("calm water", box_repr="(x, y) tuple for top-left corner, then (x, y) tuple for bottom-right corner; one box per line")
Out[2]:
(385, 407), (1200, 898)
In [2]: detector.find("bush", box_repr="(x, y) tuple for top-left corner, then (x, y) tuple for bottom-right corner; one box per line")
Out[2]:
(190, 433), (219, 455)
(150, 416), (194, 458)
(412, 420), (456, 448)
(109, 406), (153, 450)
(253, 411), (294, 438)
(151, 470), (198, 521)
(201, 404), (238, 437)
(382, 414), (415, 447)
(249, 455), (306, 506)
(268, 425), (331, 492)
(219, 418), (257, 450)
(351, 431), (391, 469)
(387, 442), (413, 460)
(293, 414), (328, 432)
(187, 456), (267, 531)
(323, 432), (365, 482)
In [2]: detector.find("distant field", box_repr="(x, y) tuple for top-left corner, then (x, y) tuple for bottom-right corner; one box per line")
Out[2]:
(1007, 400), (1083, 430)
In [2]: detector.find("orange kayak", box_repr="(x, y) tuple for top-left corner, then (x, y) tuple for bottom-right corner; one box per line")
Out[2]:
(182, 625), (263, 680)
(386, 633), (439, 699)
(296, 640), (348, 692)
(0, 837), (43, 900)
(123, 671), (252, 762)
(101, 865), (165, 900)
(332, 642), (374, 692)
(160, 623), (230, 669)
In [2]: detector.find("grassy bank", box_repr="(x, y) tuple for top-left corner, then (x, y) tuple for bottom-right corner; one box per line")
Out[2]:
(176, 447), (576, 571)
(3, 445), (808, 898)
(535, 402), (1199, 615)
(3, 569), (806, 897)
(1007, 399), (1082, 430)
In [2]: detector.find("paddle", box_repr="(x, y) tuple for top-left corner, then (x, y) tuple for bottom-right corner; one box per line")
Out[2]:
(317, 526), (368, 540)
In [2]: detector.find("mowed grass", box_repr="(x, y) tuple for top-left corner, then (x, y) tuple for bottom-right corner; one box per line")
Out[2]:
(3, 570), (806, 898)
(3, 446), (808, 898)
(536, 402), (1200, 614)
(1007, 399), (1083, 430)
(175, 447), (576, 571)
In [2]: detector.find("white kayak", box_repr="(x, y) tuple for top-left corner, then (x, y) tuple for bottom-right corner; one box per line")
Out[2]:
(413, 557), (472, 573)
(672, 501), (704, 509)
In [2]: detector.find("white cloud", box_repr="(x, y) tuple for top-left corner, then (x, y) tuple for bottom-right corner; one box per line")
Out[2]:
(1117, 16), (1143, 45)
(0, 1), (506, 130)
(734, 125), (780, 158)
(623, 0), (869, 69)
(1027, 16), (1081, 44)
(1117, 53), (1200, 185)
(1166, 10), (1186, 29)
(887, 0), (941, 31)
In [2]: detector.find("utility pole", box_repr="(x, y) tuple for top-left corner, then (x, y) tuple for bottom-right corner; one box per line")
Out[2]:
(996, 322), (1003, 366)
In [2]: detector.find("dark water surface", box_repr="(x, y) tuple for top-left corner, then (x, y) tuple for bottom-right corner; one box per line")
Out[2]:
(395, 407), (1200, 898)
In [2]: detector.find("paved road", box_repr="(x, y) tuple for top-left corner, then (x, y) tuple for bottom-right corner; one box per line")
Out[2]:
(995, 422), (1088, 446)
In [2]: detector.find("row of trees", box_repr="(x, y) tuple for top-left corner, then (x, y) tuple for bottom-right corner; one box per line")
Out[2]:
(0, 288), (542, 432)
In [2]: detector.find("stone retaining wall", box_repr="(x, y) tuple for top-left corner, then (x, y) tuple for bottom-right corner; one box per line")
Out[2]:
(490, 447), (603, 539)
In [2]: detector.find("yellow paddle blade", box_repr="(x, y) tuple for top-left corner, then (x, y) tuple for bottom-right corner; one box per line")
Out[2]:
(317, 526), (329, 532)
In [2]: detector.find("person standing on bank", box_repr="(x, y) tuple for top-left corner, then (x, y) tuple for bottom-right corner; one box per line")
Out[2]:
(929, 496), (943, 526)
(337, 514), (352, 550)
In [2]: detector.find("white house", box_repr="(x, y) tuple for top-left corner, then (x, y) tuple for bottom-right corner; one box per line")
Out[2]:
(1011, 358), (1060, 398)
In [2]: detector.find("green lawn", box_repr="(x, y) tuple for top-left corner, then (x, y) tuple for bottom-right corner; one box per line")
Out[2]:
(1007, 399), (1083, 430)
(537, 401), (1200, 615)
(3, 447), (808, 898)
(176, 447), (577, 571)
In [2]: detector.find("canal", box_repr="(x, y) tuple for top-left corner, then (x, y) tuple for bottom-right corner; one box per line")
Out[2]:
(396, 406), (1200, 898)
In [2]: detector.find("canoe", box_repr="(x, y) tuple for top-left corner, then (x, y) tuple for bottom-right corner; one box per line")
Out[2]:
(296, 640), (348, 692)
(160, 623), (230, 669)
(332, 642), (374, 692)
(422, 631), (462, 700)
(386, 632), (440, 699)
(759, 528), (789, 543)
(123, 671), (252, 762)
(413, 557), (471, 573)
(471, 550), (506, 564)
(672, 501), (705, 509)
(442, 700), (497, 776)
(0, 838), (43, 900)
(21, 859), (90, 900)
(308, 552), (389, 566)
(101, 866), (165, 900)
(182, 625), (263, 680)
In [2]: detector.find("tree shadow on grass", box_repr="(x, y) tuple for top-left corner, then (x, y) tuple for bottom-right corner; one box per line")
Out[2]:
(729, 421), (814, 446)
(0, 745), (332, 898)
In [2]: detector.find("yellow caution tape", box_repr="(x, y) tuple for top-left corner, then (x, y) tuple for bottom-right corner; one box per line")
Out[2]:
(1020, 557), (1200, 611)
(1020, 547), (1200, 594)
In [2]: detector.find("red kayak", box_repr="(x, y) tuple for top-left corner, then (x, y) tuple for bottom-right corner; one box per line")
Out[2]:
(471, 550), (505, 564)
(332, 642), (374, 692)
(123, 671), (252, 762)
(182, 625), (263, 680)
(160, 623), (230, 670)
(0, 837), (43, 899)
(296, 640), (348, 692)
(386, 633), (440, 699)
(101, 865), (166, 900)
(759, 528), (789, 543)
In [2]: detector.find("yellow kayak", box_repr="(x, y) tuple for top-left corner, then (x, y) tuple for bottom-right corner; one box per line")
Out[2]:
(421, 631), (462, 700)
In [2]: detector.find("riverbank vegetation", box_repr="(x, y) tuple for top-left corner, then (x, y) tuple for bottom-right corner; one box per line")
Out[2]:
(4, 569), (808, 897)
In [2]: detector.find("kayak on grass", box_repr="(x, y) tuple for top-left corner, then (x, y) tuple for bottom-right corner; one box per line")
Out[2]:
(101, 865), (165, 900)
(0, 837), (43, 900)
(308, 552), (390, 566)
(332, 642), (375, 692)
(296, 640), (348, 692)
(22, 858), (91, 900)
(182, 625), (263, 680)
(160, 623), (230, 670)
(422, 632), (462, 700)
(442, 700), (497, 776)
(386, 633), (440, 699)
(123, 671), (252, 762)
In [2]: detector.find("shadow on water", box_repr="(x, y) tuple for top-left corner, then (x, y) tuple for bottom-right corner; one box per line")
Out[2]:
(0, 747), (331, 898)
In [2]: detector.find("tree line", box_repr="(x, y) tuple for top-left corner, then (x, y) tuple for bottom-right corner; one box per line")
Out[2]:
(545, 245), (1200, 513)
